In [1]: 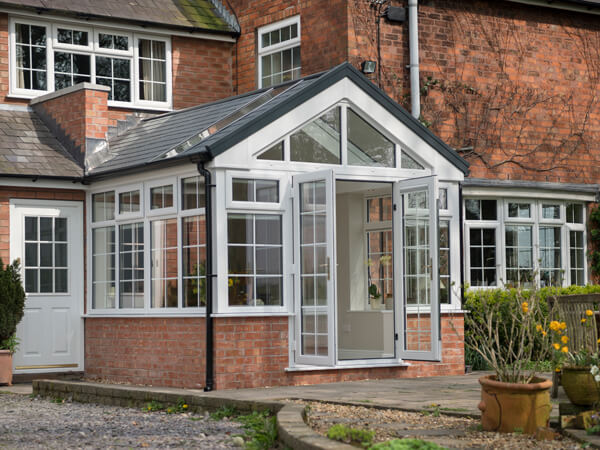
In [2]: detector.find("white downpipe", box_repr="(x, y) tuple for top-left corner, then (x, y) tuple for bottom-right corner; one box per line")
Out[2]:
(408, 0), (420, 119)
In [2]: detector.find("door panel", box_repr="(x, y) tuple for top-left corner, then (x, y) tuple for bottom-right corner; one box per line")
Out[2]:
(293, 170), (336, 366)
(10, 200), (84, 372)
(394, 176), (441, 361)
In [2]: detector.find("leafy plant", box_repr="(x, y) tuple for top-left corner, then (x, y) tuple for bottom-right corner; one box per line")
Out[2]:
(145, 400), (164, 412)
(210, 405), (239, 420)
(369, 283), (381, 300)
(0, 259), (26, 353)
(327, 424), (374, 447)
(236, 410), (277, 450)
(166, 398), (190, 414)
(370, 439), (443, 449)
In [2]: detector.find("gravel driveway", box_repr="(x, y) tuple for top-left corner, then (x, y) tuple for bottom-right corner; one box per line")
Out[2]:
(0, 393), (245, 449)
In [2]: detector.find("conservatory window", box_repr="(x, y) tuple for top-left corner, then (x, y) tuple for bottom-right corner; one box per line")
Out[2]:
(365, 196), (393, 309)
(232, 179), (279, 203)
(183, 215), (206, 307)
(227, 214), (283, 307)
(505, 225), (533, 287)
(439, 220), (451, 303)
(181, 176), (205, 210)
(257, 141), (284, 161)
(507, 202), (531, 219)
(151, 218), (178, 308)
(290, 108), (341, 164)
(570, 231), (585, 286)
(118, 190), (140, 214)
(465, 199), (497, 221)
(92, 191), (115, 222)
(539, 226), (561, 287)
(92, 226), (116, 308)
(150, 184), (173, 209)
(119, 222), (144, 308)
(468, 227), (497, 287)
(567, 203), (584, 224)
(347, 108), (395, 168)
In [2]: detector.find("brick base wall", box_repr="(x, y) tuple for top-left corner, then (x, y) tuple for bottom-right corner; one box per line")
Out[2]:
(85, 313), (464, 390)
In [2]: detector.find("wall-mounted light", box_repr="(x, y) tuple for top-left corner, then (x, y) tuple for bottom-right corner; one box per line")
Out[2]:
(361, 60), (377, 74)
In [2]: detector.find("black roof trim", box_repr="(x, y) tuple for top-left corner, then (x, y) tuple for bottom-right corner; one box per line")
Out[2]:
(204, 63), (469, 174)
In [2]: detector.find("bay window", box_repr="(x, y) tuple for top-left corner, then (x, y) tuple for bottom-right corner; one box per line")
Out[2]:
(465, 198), (588, 288)
(10, 18), (171, 108)
(90, 174), (205, 313)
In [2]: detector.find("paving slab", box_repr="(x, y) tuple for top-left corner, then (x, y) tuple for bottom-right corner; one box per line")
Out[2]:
(0, 383), (32, 395)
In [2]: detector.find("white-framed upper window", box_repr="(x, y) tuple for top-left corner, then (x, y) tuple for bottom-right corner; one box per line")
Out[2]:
(465, 198), (588, 288)
(258, 16), (301, 88)
(226, 171), (282, 210)
(89, 173), (207, 314)
(10, 17), (171, 108)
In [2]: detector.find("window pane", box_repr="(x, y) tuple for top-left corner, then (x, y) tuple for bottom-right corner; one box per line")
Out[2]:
(119, 190), (140, 214)
(119, 223), (144, 308)
(15, 24), (47, 91)
(347, 109), (395, 167)
(25, 216), (37, 241)
(400, 150), (424, 169)
(439, 220), (450, 304)
(291, 108), (341, 164)
(151, 219), (178, 308)
(257, 141), (284, 161)
(469, 228), (496, 287)
(505, 225), (533, 287)
(567, 203), (584, 224)
(539, 226), (561, 287)
(542, 204), (560, 220)
(150, 185), (173, 209)
(182, 176), (205, 210)
(25, 268), (38, 293)
(92, 191), (115, 222)
(508, 202), (530, 218)
(182, 215), (206, 307)
(232, 178), (254, 202)
(256, 180), (278, 202)
(570, 230), (585, 286)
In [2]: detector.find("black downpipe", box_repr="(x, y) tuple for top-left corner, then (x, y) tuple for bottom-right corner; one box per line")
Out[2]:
(458, 183), (465, 306)
(197, 162), (215, 392)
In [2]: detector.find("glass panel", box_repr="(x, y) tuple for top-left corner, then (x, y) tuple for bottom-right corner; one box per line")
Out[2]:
(15, 24), (47, 91)
(55, 218), (67, 241)
(542, 204), (560, 220)
(258, 141), (284, 161)
(570, 230), (585, 286)
(469, 228), (496, 287)
(119, 223), (144, 308)
(290, 108), (341, 164)
(119, 190), (140, 214)
(567, 203), (584, 224)
(40, 269), (52, 292)
(256, 180), (278, 202)
(40, 217), (52, 241)
(232, 178), (254, 202)
(25, 216), (37, 241)
(539, 226), (561, 287)
(182, 215), (206, 307)
(505, 225), (533, 287)
(508, 202), (531, 218)
(300, 180), (329, 357)
(439, 188), (448, 210)
(347, 108), (395, 167)
(25, 268), (38, 293)
(92, 226), (116, 309)
(92, 191), (115, 222)
(400, 150), (424, 169)
(181, 176), (205, 210)
(439, 221), (450, 304)
(151, 219), (178, 308)
(150, 185), (173, 209)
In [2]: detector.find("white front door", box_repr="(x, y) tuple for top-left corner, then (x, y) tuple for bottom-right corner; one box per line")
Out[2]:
(394, 176), (441, 361)
(10, 200), (84, 373)
(293, 170), (336, 366)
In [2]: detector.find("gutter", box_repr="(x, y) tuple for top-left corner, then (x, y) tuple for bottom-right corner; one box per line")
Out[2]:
(408, 0), (420, 119)
(196, 161), (216, 392)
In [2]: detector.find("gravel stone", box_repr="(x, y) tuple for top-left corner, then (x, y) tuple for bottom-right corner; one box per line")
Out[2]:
(0, 394), (245, 449)
(300, 401), (583, 449)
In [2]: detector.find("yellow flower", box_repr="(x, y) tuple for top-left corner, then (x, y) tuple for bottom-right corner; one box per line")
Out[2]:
(561, 335), (569, 344)
(183, 404), (188, 409)
(228, 278), (233, 287)
(542, 331), (547, 337)
(582, 318), (587, 324)
(586, 310), (594, 317)
(536, 324), (543, 332)
(550, 321), (560, 331)
(561, 346), (569, 353)
(598, 338), (600, 344)
(560, 322), (567, 330)
(553, 343), (561, 350)
(522, 302), (528, 308)
(555, 367), (561, 372)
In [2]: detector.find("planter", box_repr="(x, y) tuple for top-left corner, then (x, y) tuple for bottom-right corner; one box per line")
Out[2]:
(562, 367), (600, 406)
(0, 350), (13, 386)
(478, 375), (552, 434)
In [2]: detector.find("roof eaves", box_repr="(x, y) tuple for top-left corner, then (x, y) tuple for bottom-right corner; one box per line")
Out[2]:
(202, 63), (469, 174)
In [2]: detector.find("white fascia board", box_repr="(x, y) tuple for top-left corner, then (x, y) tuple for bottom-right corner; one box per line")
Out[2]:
(212, 78), (465, 182)
(0, 178), (86, 190)
(463, 185), (597, 202)
(4, 9), (236, 43)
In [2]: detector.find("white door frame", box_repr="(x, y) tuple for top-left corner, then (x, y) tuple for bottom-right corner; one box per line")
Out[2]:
(9, 198), (84, 373)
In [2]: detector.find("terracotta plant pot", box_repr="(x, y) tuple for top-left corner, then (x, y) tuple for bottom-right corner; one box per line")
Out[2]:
(0, 350), (13, 386)
(478, 375), (552, 434)
(561, 367), (600, 406)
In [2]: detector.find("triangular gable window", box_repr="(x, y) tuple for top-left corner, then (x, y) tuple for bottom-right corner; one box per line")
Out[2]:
(258, 141), (284, 161)
(290, 107), (341, 164)
(347, 108), (395, 168)
(401, 150), (424, 170)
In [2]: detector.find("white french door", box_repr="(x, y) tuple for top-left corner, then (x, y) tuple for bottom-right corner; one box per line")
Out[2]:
(293, 170), (336, 366)
(394, 176), (441, 361)
(10, 200), (84, 373)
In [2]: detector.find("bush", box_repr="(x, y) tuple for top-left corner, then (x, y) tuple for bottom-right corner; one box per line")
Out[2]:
(0, 259), (26, 352)
(464, 285), (600, 366)
(370, 439), (443, 450)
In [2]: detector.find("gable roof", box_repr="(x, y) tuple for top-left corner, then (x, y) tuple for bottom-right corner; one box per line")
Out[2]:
(0, 106), (82, 179)
(0, 0), (237, 34)
(88, 63), (469, 178)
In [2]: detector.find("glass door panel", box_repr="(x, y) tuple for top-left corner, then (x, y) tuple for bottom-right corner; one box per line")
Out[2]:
(394, 176), (440, 361)
(293, 170), (335, 366)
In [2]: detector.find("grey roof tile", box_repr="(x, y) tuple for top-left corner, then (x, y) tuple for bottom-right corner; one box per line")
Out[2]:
(0, 0), (236, 33)
(0, 109), (82, 178)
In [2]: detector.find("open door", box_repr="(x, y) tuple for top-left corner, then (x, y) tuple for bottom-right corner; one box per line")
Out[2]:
(293, 170), (336, 366)
(394, 176), (441, 361)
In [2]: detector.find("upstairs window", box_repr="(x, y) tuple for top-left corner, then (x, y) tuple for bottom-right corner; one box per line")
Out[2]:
(10, 18), (171, 108)
(258, 17), (301, 88)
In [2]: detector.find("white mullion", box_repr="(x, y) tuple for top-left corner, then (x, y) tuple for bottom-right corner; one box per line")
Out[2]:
(340, 104), (348, 167)
(177, 215), (183, 309)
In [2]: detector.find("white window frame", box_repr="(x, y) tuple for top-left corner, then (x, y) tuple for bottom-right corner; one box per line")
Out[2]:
(464, 223), (500, 288)
(9, 17), (172, 109)
(257, 15), (301, 89)
(115, 184), (144, 220)
(566, 202), (587, 286)
(226, 171), (283, 210)
(87, 171), (207, 316)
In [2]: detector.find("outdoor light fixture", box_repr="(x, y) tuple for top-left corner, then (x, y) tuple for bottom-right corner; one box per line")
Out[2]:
(361, 60), (377, 74)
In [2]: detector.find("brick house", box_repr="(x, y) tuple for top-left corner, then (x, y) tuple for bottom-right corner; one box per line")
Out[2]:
(2, 0), (599, 390)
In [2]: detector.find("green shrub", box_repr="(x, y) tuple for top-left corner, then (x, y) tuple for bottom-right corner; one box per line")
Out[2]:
(0, 259), (26, 352)
(464, 285), (600, 364)
(327, 424), (374, 447)
(370, 438), (443, 449)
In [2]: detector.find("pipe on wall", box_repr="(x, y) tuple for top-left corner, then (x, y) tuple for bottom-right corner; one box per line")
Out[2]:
(197, 161), (215, 391)
(408, 0), (420, 119)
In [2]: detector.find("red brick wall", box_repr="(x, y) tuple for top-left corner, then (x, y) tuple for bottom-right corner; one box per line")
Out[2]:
(84, 314), (463, 389)
(347, 0), (600, 184)
(226, 0), (348, 94)
(85, 318), (207, 388)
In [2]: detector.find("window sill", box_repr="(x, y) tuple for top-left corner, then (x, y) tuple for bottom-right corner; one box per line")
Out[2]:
(211, 312), (294, 318)
(84, 311), (206, 318)
(285, 361), (411, 372)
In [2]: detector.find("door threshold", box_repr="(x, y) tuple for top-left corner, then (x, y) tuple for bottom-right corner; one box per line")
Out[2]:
(285, 361), (411, 372)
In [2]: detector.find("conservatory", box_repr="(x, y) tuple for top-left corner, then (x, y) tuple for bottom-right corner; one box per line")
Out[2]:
(84, 63), (469, 389)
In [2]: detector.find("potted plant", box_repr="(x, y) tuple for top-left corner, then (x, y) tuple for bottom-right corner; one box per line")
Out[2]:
(554, 310), (600, 406)
(0, 259), (26, 386)
(465, 285), (556, 434)
(369, 283), (382, 310)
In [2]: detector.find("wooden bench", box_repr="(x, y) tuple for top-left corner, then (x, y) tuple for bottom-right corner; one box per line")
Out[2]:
(549, 294), (599, 398)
